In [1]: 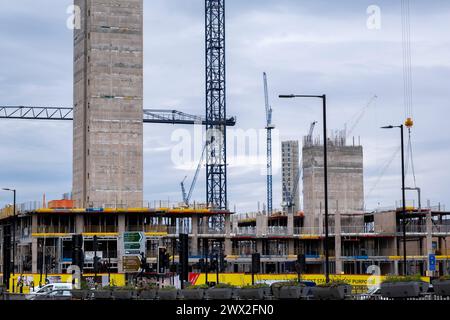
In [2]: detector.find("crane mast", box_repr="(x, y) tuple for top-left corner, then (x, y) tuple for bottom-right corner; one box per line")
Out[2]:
(263, 72), (274, 216)
(205, 0), (227, 210)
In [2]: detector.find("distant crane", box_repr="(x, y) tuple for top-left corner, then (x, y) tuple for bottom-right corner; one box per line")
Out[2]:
(345, 95), (377, 139)
(180, 143), (208, 206)
(305, 121), (317, 145)
(283, 122), (316, 213)
(263, 72), (275, 216)
(180, 176), (188, 205)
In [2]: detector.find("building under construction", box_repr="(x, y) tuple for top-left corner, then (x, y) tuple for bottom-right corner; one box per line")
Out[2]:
(1, 0), (450, 288)
(1, 127), (449, 279)
(0, 198), (449, 279)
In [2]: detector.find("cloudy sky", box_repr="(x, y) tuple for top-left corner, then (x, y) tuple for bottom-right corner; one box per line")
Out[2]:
(0, 0), (449, 213)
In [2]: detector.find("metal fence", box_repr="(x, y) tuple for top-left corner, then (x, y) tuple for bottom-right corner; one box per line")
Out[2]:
(353, 294), (450, 301)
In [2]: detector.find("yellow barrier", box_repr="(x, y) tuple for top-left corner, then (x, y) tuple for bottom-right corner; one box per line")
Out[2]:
(190, 273), (430, 289)
(7, 273), (126, 293)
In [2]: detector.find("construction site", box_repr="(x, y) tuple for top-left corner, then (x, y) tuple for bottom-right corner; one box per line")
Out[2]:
(0, 0), (449, 296)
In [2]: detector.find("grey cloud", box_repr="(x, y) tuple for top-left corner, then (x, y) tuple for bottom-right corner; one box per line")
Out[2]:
(1, 0), (449, 213)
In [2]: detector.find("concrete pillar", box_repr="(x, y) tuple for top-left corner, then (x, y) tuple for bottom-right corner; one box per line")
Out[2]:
(256, 239), (263, 255)
(287, 212), (294, 235)
(231, 216), (238, 234)
(56, 238), (61, 273)
(31, 214), (38, 273)
(31, 237), (38, 274)
(256, 213), (268, 237)
(75, 214), (84, 234)
(224, 238), (232, 256)
(335, 211), (343, 274)
(225, 214), (231, 235)
(192, 216), (199, 234)
(318, 202), (324, 235)
(256, 214), (262, 237)
(288, 239), (295, 255)
(394, 260), (399, 275)
(191, 216), (198, 255)
(425, 210), (433, 275)
(223, 215), (232, 266)
(117, 214), (126, 273)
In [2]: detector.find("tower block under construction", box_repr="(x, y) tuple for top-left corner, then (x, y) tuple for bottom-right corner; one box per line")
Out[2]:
(281, 140), (300, 214)
(73, 0), (144, 208)
(302, 131), (364, 229)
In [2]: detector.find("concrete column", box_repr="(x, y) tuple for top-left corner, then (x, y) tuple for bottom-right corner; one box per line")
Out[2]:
(256, 213), (268, 237)
(392, 237), (398, 256)
(75, 214), (84, 234)
(256, 239), (263, 254)
(256, 214), (262, 237)
(192, 216), (199, 234)
(117, 214), (126, 273)
(334, 211), (343, 274)
(31, 214), (38, 273)
(224, 214), (232, 259)
(224, 238), (232, 256)
(288, 239), (295, 255)
(56, 238), (62, 273)
(191, 216), (198, 255)
(318, 202), (324, 235)
(425, 210), (433, 275)
(31, 237), (38, 274)
(225, 215), (231, 235)
(287, 212), (294, 235)
(231, 216), (238, 234)
(394, 260), (399, 275)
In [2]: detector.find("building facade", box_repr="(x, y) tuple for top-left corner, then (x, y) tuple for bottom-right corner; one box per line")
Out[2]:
(2, 201), (449, 283)
(281, 141), (300, 214)
(73, 0), (144, 208)
(302, 131), (364, 231)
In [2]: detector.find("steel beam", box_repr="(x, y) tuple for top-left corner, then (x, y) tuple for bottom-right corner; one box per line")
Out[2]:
(0, 106), (235, 126)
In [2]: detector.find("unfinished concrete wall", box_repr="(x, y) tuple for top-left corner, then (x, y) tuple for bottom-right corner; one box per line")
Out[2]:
(302, 143), (364, 228)
(374, 211), (397, 234)
(73, 0), (144, 208)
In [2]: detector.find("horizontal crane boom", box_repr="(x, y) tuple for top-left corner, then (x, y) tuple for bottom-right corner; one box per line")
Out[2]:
(0, 106), (236, 126)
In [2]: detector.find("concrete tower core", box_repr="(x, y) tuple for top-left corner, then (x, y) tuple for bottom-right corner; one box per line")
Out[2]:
(302, 132), (364, 229)
(73, 0), (144, 208)
(281, 141), (300, 214)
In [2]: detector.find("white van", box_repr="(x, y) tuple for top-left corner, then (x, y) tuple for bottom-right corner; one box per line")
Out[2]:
(27, 283), (73, 299)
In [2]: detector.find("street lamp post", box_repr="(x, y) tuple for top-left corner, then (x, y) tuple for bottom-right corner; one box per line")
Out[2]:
(2, 188), (16, 276)
(381, 124), (407, 275)
(279, 94), (330, 283)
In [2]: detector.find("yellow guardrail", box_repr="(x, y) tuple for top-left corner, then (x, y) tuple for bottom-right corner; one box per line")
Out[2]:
(6, 273), (126, 293)
(0, 205), (231, 222)
(190, 273), (430, 288)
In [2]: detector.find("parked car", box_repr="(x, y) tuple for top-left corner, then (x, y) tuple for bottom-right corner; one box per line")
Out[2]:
(357, 287), (385, 300)
(29, 289), (73, 300)
(26, 283), (73, 299)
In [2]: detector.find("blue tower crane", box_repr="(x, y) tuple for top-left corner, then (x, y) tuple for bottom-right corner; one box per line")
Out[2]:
(263, 72), (275, 216)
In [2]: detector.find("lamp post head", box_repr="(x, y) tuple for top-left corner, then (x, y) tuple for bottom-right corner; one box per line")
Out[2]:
(381, 125), (403, 130)
(278, 94), (295, 99)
